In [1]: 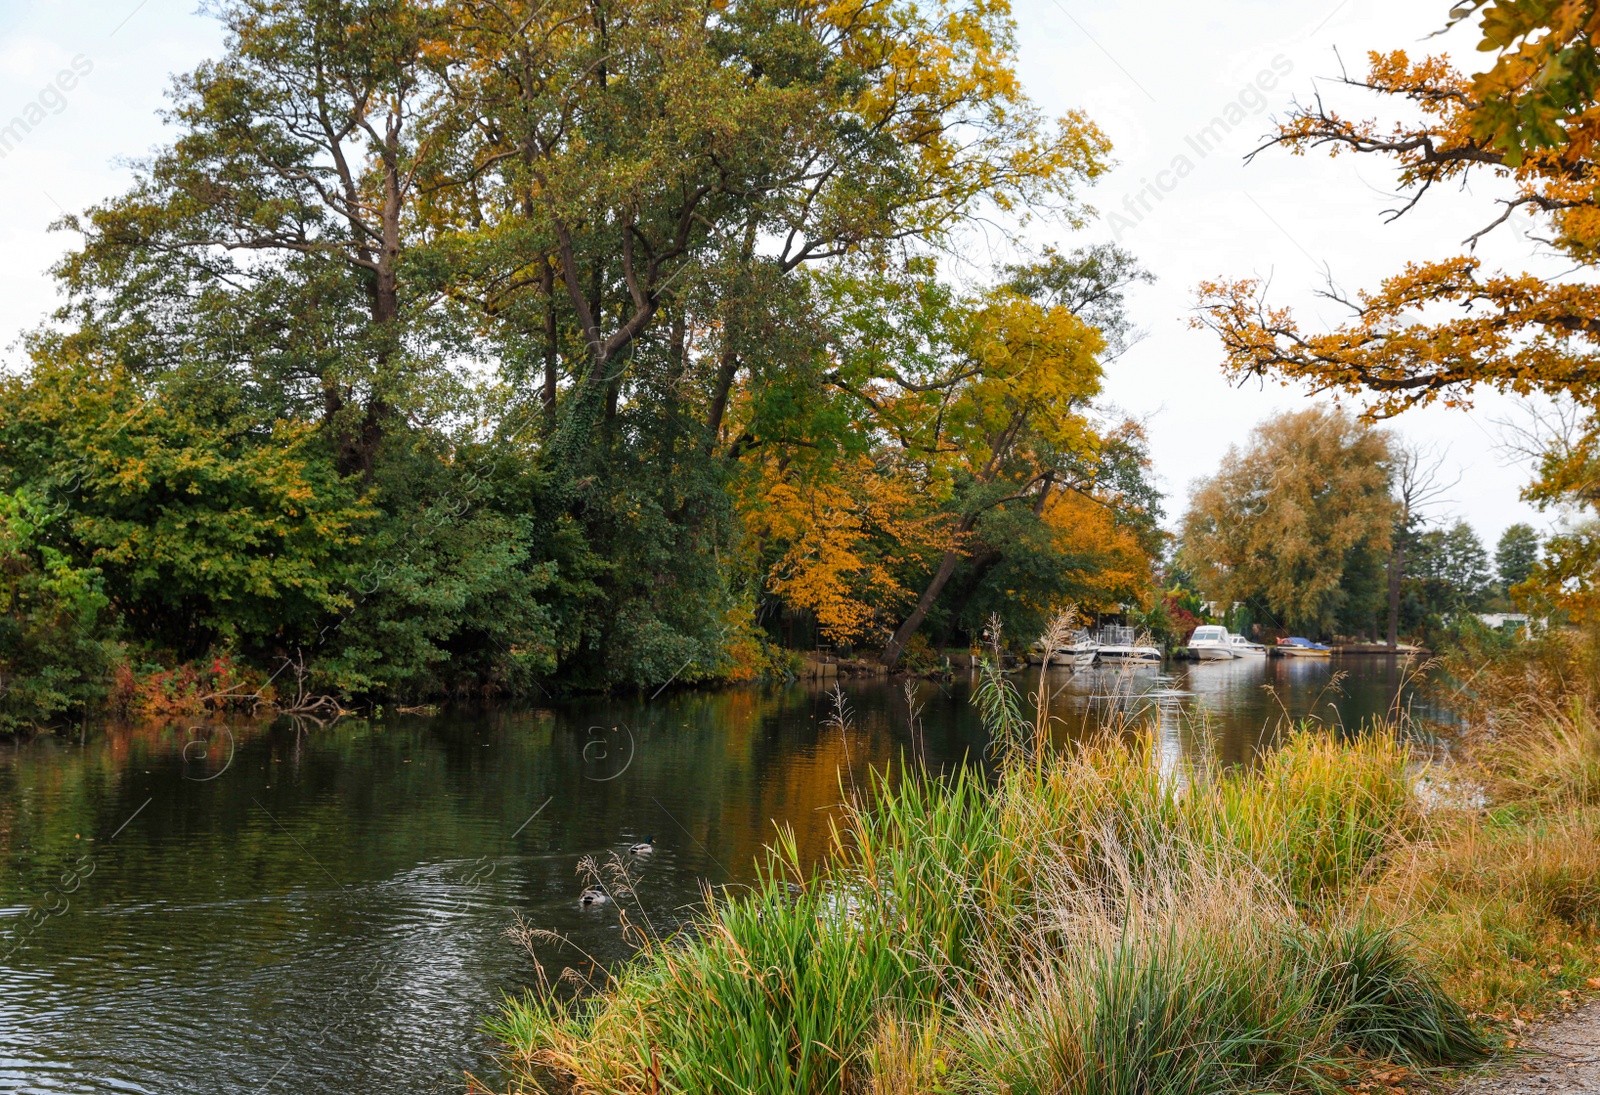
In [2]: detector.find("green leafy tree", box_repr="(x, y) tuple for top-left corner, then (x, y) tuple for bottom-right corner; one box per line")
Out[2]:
(56, 0), (446, 479)
(0, 491), (115, 732)
(1439, 522), (1494, 609)
(0, 349), (372, 658)
(1496, 522), (1541, 591)
(1404, 520), (1494, 625)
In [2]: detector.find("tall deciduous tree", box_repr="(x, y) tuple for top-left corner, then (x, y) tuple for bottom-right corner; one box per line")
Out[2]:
(422, 0), (1110, 464)
(1180, 408), (1395, 636)
(56, 0), (445, 479)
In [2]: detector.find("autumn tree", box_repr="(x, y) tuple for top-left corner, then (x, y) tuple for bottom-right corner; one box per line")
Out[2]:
(417, 0), (1116, 681)
(1180, 407), (1395, 637)
(422, 0), (1109, 461)
(741, 452), (939, 648)
(729, 246), (1161, 661)
(870, 249), (1159, 667)
(1196, 1), (1600, 618)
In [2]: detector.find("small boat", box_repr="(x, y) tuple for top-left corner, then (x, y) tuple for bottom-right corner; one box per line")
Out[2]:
(1188, 625), (1238, 661)
(1028, 629), (1098, 667)
(1094, 625), (1162, 662)
(1276, 637), (1332, 658)
(1227, 633), (1268, 657)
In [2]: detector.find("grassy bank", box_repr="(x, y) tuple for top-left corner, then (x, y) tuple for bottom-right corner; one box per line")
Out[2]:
(480, 636), (1600, 1094)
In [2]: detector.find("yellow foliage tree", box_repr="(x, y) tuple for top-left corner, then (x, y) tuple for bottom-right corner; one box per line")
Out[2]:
(1180, 408), (1395, 636)
(1039, 489), (1154, 618)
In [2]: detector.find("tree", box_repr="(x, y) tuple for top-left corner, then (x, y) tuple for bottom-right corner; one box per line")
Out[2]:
(0, 491), (114, 731)
(0, 347), (374, 657)
(57, 0), (445, 479)
(1180, 407), (1395, 637)
(1194, 5), (1600, 617)
(1405, 520), (1493, 621)
(423, 0), (1110, 465)
(1386, 441), (1456, 647)
(743, 453), (933, 648)
(873, 256), (1163, 666)
(1496, 522), (1541, 590)
(1440, 521), (1494, 609)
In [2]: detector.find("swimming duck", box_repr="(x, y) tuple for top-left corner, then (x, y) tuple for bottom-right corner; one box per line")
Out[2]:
(580, 888), (608, 906)
(629, 836), (655, 855)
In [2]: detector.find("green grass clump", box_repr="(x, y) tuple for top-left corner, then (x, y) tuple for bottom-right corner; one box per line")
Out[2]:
(491, 849), (917, 1094)
(959, 842), (1331, 1095)
(1211, 729), (1416, 905)
(1297, 919), (1488, 1065)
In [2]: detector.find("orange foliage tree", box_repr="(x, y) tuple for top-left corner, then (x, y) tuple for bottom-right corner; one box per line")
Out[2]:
(744, 453), (942, 648)
(736, 252), (1164, 660)
(1196, 4), (1600, 616)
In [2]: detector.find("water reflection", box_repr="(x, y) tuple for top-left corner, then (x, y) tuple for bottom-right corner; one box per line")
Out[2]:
(0, 657), (1431, 1095)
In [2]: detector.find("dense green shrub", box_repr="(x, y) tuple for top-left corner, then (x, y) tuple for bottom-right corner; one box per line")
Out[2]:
(0, 490), (115, 732)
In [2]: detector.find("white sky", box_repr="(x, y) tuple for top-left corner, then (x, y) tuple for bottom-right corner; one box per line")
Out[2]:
(0, 0), (1568, 547)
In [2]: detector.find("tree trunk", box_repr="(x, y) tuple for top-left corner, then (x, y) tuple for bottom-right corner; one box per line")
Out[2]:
(338, 141), (403, 481)
(881, 408), (1035, 667)
(1386, 539), (1404, 649)
(882, 547), (964, 668)
(704, 347), (739, 451)
(882, 509), (986, 667)
(540, 256), (558, 435)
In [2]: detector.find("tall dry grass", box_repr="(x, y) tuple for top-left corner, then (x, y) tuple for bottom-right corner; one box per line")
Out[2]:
(1360, 626), (1600, 1018)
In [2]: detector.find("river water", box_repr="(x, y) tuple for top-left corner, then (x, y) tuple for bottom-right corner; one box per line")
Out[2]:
(0, 655), (1435, 1094)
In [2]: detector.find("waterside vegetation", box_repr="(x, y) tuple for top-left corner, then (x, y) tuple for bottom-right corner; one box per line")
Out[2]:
(479, 625), (1600, 1095)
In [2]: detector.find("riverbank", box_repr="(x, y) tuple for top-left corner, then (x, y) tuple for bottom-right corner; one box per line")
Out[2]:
(480, 630), (1600, 1095)
(1456, 1001), (1600, 1095)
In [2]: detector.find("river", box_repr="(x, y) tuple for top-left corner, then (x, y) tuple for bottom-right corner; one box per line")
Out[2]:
(0, 655), (1437, 1094)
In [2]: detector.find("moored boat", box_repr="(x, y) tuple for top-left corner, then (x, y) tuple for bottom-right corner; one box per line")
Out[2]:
(1227, 633), (1268, 657)
(1188, 625), (1238, 660)
(1276, 636), (1332, 658)
(1094, 625), (1162, 662)
(1029, 628), (1098, 667)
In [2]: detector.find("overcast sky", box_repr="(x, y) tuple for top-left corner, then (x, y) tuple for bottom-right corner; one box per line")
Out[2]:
(0, 0), (1565, 546)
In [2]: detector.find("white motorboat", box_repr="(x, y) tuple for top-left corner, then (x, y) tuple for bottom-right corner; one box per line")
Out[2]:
(1188, 625), (1238, 661)
(1227, 633), (1268, 657)
(1094, 625), (1162, 662)
(1030, 628), (1098, 667)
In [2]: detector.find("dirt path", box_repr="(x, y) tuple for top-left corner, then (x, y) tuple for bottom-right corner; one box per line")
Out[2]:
(1456, 1003), (1600, 1094)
